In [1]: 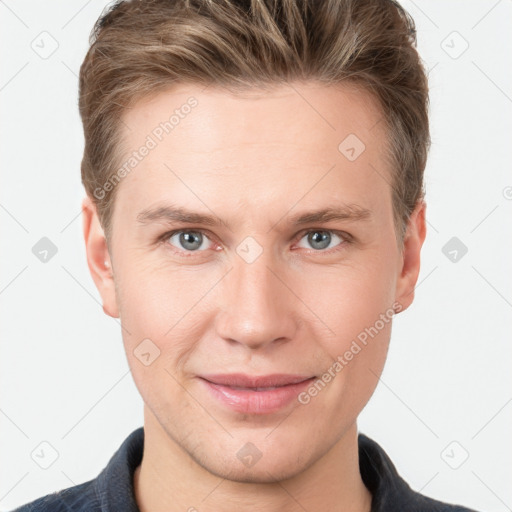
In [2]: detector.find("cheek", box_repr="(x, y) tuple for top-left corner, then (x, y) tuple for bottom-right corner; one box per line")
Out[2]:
(301, 250), (398, 344)
(296, 252), (397, 407)
(299, 279), (393, 436)
(113, 260), (219, 398)
(114, 249), (216, 336)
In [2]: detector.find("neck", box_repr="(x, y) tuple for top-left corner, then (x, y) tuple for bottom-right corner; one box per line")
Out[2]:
(134, 405), (372, 512)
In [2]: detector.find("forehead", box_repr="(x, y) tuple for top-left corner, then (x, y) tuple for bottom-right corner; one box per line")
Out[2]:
(113, 82), (391, 228)
(121, 81), (385, 154)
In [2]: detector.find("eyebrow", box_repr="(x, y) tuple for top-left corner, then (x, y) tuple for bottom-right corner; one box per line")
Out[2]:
(288, 205), (371, 225)
(136, 203), (372, 229)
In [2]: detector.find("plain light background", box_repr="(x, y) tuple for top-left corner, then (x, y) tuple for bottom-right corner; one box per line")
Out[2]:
(1, 1), (511, 511)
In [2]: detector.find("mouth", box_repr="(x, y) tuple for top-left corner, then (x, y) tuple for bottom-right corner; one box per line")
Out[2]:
(198, 373), (316, 414)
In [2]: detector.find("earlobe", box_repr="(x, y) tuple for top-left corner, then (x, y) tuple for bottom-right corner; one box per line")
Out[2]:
(82, 196), (120, 318)
(394, 200), (427, 313)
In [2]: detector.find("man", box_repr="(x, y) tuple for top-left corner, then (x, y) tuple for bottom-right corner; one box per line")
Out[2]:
(12, 0), (479, 510)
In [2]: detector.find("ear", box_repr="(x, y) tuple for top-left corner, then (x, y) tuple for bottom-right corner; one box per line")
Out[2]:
(82, 196), (119, 318)
(394, 200), (427, 313)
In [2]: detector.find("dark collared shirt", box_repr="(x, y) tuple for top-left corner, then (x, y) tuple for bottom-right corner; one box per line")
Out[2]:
(11, 427), (479, 511)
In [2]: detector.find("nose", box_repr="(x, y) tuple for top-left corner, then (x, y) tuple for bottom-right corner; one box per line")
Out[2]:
(215, 248), (298, 351)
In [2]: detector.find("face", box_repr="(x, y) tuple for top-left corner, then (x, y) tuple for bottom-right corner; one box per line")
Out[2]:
(83, 82), (425, 483)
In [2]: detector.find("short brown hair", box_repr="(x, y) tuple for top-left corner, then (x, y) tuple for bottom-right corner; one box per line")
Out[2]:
(79, 0), (429, 243)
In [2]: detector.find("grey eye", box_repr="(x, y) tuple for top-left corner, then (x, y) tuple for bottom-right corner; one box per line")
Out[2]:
(169, 231), (211, 251)
(297, 230), (343, 251)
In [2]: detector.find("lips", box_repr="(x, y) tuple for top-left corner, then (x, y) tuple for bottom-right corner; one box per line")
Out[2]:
(198, 373), (316, 414)
(200, 373), (313, 388)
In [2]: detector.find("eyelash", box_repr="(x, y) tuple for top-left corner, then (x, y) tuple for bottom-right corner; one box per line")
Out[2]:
(157, 228), (353, 258)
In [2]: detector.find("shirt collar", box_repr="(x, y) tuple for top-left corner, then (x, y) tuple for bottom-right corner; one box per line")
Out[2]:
(93, 427), (144, 512)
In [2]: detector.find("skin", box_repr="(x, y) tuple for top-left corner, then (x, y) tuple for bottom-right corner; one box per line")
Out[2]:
(82, 82), (426, 512)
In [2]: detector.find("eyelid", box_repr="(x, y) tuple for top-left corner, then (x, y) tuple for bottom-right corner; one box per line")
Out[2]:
(295, 227), (352, 242)
(158, 227), (353, 256)
(292, 228), (352, 252)
(157, 228), (217, 255)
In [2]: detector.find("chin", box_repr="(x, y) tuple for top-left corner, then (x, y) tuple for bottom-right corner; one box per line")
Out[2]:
(190, 439), (318, 484)
(203, 457), (311, 484)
